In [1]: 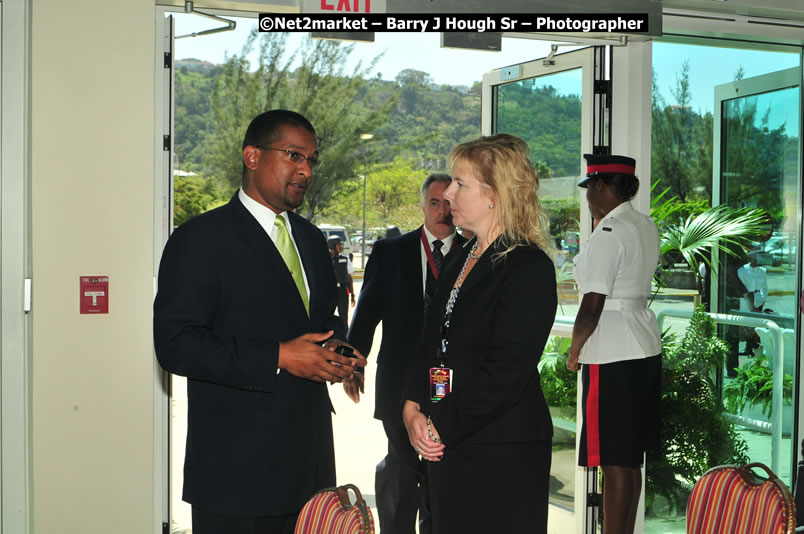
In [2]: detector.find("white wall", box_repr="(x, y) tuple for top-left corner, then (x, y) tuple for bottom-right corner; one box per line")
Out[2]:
(30, 0), (157, 531)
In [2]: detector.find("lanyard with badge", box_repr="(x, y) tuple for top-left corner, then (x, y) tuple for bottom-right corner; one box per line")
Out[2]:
(430, 241), (478, 402)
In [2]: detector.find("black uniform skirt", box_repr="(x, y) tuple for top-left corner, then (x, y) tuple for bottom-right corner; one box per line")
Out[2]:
(426, 439), (552, 534)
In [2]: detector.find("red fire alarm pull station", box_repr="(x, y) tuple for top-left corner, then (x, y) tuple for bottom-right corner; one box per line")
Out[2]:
(80, 276), (109, 314)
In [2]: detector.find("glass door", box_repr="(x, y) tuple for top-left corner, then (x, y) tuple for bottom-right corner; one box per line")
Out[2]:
(482, 46), (595, 533)
(714, 67), (801, 485)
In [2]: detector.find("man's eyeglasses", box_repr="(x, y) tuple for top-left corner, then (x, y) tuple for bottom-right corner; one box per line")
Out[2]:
(254, 146), (322, 168)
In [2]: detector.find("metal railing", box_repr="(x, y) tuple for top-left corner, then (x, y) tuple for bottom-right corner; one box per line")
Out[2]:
(656, 309), (785, 473)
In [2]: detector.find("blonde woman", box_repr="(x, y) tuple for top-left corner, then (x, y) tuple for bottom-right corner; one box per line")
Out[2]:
(402, 134), (557, 533)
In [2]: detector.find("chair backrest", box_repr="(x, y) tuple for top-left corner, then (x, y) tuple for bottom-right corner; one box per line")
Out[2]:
(295, 484), (375, 534)
(687, 463), (796, 534)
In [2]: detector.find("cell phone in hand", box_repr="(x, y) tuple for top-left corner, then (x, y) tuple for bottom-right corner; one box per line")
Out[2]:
(333, 345), (355, 358)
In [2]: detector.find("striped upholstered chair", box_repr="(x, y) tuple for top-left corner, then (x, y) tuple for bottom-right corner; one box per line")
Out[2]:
(295, 484), (375, 534)
(687, 463), (796, 534)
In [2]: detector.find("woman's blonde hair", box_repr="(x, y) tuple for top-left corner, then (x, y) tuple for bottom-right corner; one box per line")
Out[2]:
(447, 133), (554, 259)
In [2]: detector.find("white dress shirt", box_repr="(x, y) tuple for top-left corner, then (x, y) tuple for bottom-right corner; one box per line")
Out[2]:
(238, 188), (311, 297)
(420, 226), (457, 297)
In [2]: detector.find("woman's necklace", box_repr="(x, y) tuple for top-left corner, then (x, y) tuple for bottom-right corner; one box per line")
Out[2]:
(440, 241), (478, 358)
(468, 242), (482, 260)
(448, 241), (477, 304)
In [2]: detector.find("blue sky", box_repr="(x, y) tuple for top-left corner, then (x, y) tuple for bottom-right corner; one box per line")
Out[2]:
(174, 14), (574, 87)
(173, 13), (800, 133)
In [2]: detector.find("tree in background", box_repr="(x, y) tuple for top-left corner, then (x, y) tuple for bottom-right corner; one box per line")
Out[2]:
(495, 84), (581, 177)
(651, 61), (712, 203)
(202, 30), (396, 220)
(174, 62), (218, 171)
(318, 159), (428, 230)
(721, 81), (788, 225)
(172, 37), (604, 225)
(173, 174), (229, 227)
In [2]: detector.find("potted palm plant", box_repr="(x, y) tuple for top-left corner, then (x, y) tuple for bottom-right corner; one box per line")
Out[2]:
(651, 180), (767, 301)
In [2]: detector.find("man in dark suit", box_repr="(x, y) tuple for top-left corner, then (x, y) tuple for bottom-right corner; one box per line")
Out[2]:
(154, 109), (365, 534)
(344, 173), (465, 534)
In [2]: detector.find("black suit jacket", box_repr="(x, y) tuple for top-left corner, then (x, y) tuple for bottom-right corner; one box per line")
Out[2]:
(405, 239), (557, 446)
(154, 194), (344, 516)
(347, 227), (466, 421)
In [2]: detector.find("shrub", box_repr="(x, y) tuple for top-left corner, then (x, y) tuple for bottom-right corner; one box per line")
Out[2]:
(646, 306), (749, 514)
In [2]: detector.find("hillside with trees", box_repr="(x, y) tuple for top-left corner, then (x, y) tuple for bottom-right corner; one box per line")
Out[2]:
(171, 31), (580, 228)
(173, 32), (796, 239)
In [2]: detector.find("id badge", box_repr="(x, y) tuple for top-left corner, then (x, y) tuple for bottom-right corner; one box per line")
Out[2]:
(430, 367), (453, 402)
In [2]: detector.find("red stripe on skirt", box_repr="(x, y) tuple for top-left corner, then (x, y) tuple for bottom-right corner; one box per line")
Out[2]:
(587, 364), (601, 466)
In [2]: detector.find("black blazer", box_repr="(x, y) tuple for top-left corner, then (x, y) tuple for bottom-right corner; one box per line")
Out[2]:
(154, 194), (344, 516)
(347, 227), (465, 421)
(405, 238), (557, 446)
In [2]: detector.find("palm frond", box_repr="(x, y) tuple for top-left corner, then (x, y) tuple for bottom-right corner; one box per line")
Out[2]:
(650, 180), (683, 225)
(660, 204), (766, 276)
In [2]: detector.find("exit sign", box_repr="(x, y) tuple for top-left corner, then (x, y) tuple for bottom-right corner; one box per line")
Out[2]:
(301, 0), (386, 13)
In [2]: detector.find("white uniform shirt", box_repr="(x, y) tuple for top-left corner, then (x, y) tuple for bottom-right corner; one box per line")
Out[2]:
(737, 263), (767, 309)
(573, 202), (662, 364)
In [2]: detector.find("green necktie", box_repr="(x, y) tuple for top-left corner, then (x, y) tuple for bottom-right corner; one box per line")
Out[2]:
(274, 216), (310, 316)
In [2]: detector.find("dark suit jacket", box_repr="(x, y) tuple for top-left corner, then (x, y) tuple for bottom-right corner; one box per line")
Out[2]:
(154, 194), (344, 517)
(347, 227), (465, 422)
(405, 238), (557, 446)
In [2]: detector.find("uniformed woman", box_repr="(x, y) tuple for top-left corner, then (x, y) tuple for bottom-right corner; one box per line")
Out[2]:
(567, 154), (662, 534)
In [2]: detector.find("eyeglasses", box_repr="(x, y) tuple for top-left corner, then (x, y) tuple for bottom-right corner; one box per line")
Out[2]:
(254, 146), (322, 168)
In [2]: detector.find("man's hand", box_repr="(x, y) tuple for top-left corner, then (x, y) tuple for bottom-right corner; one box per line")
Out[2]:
(278, 331), (366, 383)
(343, 372), (364, 403)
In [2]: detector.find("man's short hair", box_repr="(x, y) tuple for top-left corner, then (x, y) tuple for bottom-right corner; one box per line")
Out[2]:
(420, 173), (451, 203)
(242, 110), (316, 150)
(241, 110), (317, 181)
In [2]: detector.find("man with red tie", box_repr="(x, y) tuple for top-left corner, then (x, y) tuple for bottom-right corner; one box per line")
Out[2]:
(345, 173), (466, 534)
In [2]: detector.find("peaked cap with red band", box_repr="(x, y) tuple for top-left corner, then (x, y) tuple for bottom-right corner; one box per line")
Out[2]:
(579, 153), (637, 188)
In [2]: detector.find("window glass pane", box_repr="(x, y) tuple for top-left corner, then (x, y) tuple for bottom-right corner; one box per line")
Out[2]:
(495, 67), (583, 511)
(649, 40), (800, 533)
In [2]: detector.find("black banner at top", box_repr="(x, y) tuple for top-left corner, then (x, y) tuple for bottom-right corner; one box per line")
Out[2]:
(258, 13), (650, 33)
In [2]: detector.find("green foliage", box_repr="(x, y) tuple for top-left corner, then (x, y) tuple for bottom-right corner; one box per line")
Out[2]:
(496, 84), (581, 177)
(318, 159), (428, 229)
(646, 306), (750, 514)
(723, 355), (793, 417)
(651, 59), (792, 235)
(196, 30), (396, 220)
(668, 198), (710, 224)
(649, 180), (683, 226)
(205, 31), (294, 189)
(538, 336), (577, 411)
(173, 38), (587, 224)
(173, 174), (230, 226)
(721, 88), (790, 225)
(651, 61), (713, 202)
(542, 198), (579, 251)
(174, 63), (218, 170)
(660, 204), (767, 278)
